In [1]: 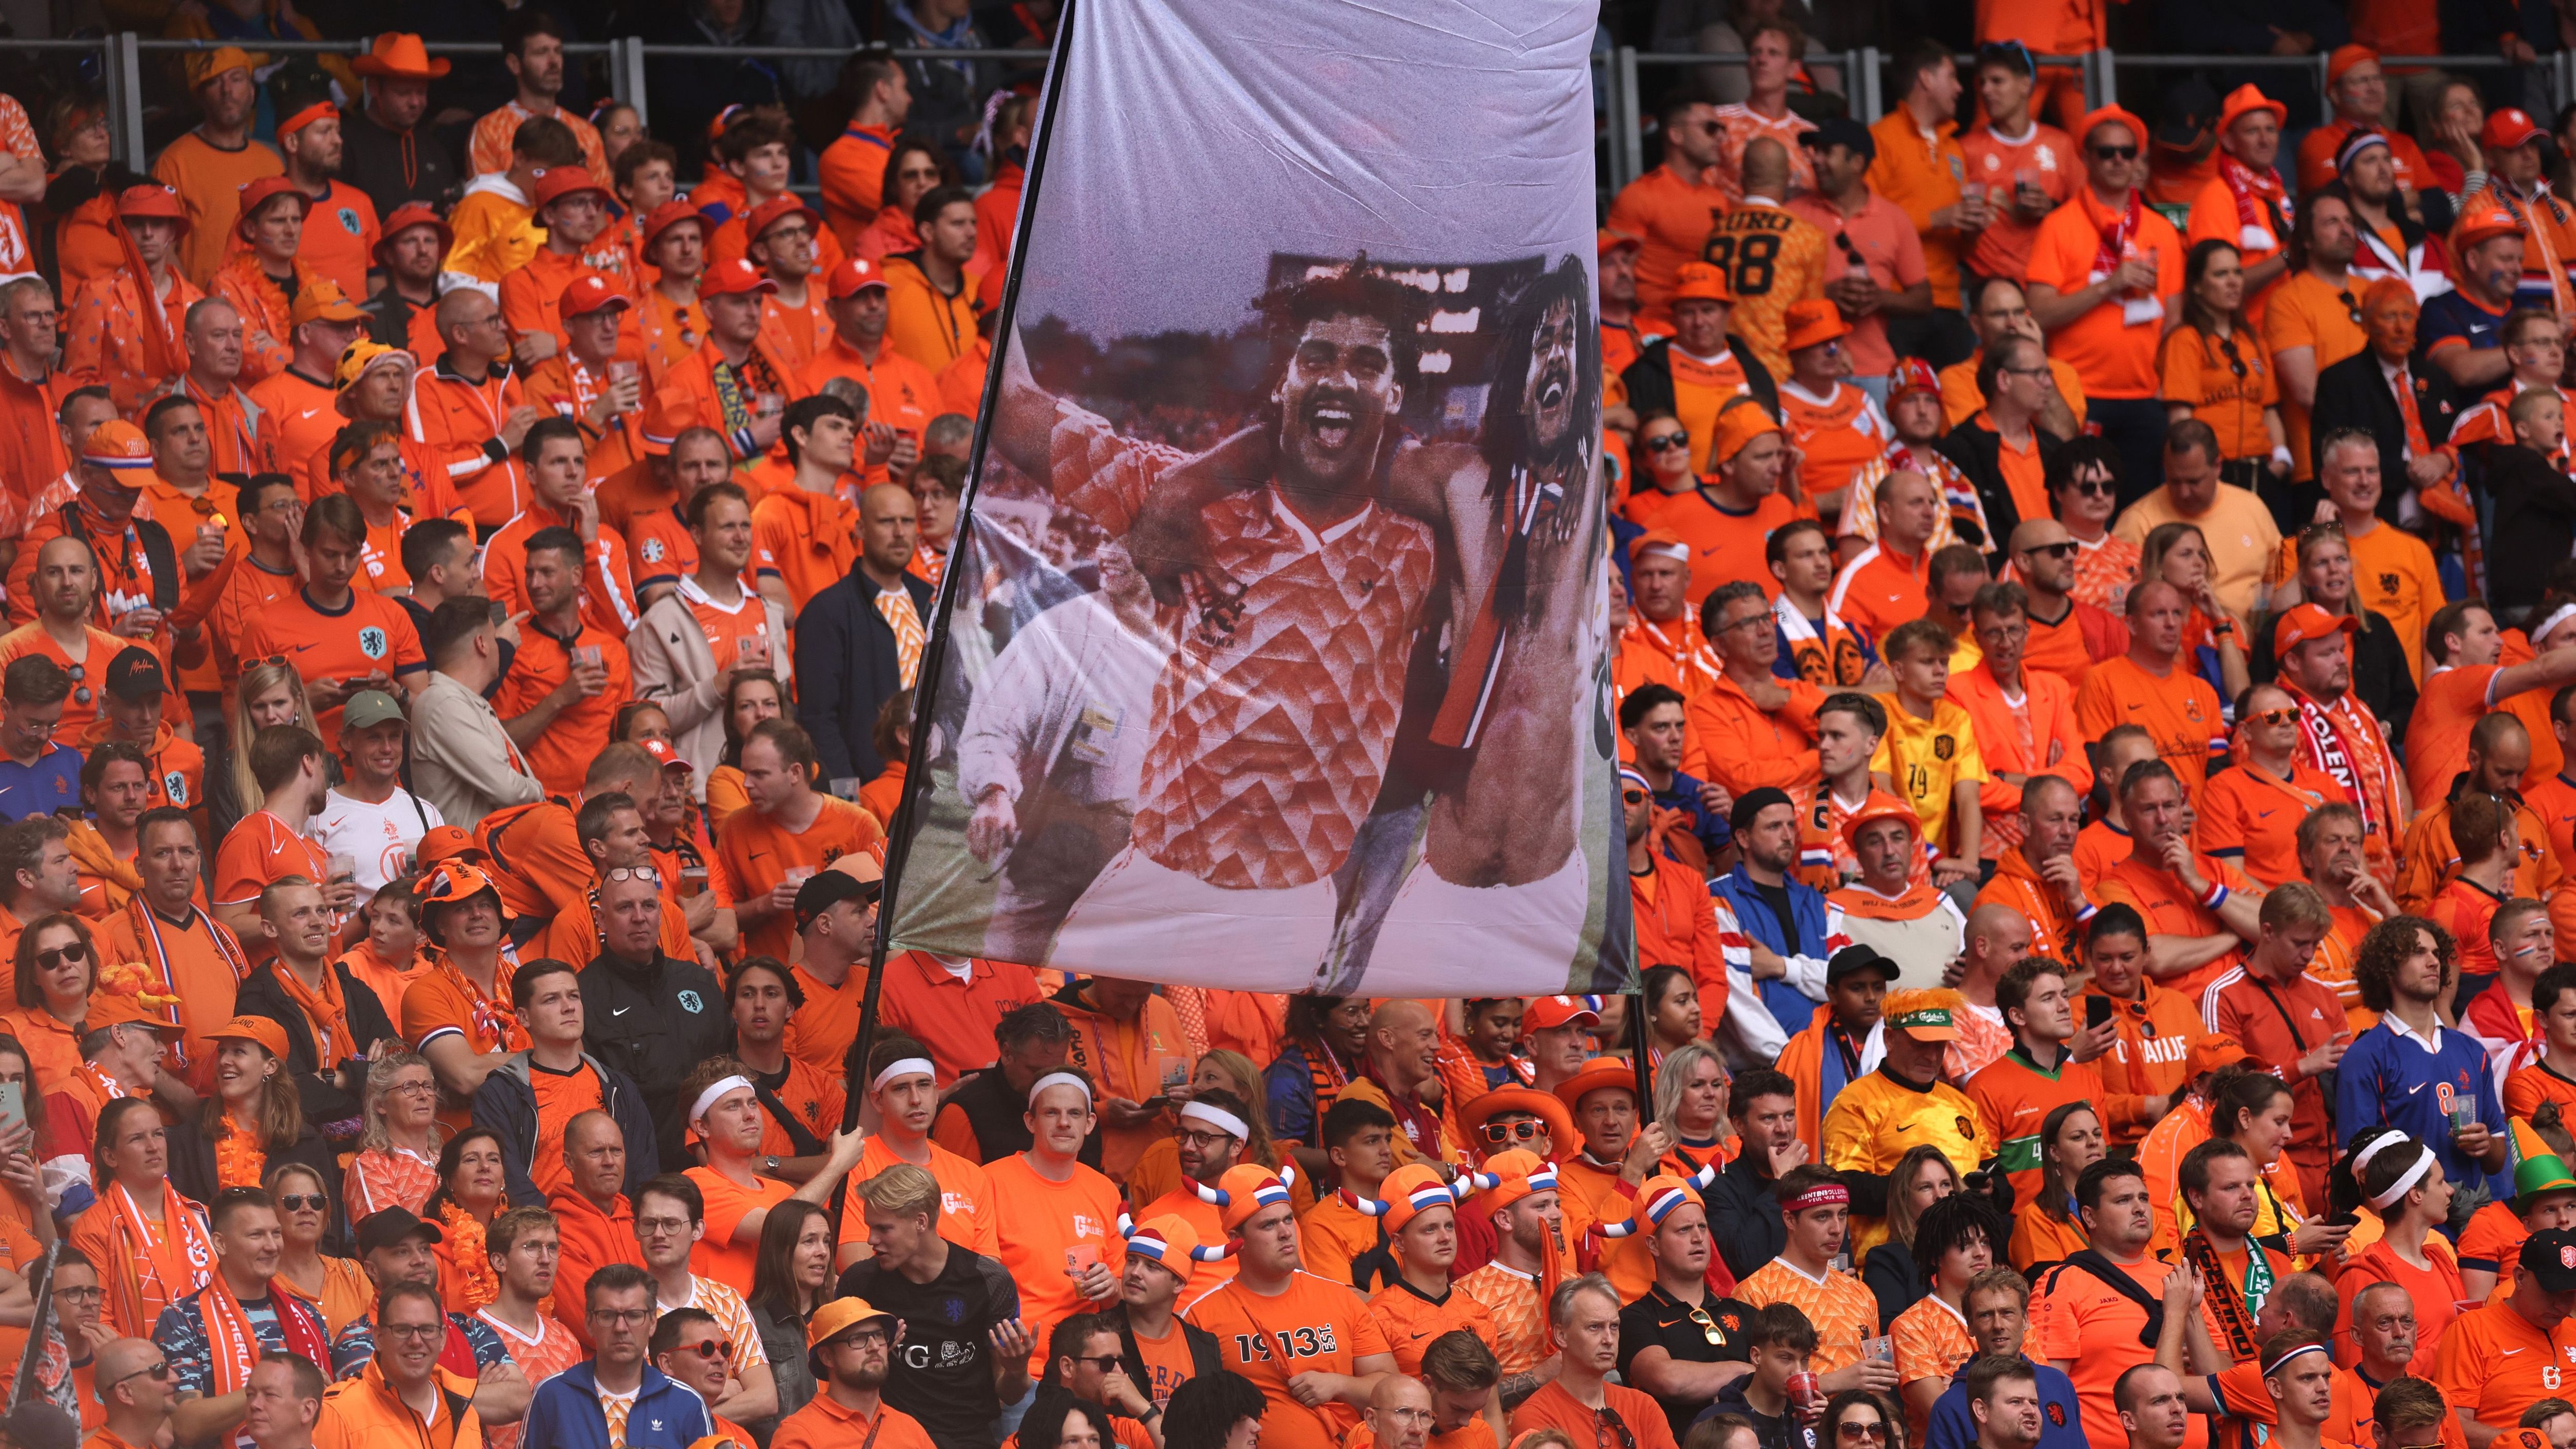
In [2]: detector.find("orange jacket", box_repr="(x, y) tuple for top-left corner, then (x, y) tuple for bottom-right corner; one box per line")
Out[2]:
(659, 335), (802, 464)
(64, 268), (202, 416)
(208, 254), (320, 385)
(880, 253), (978, 372)
(1680, 673), (1824, 795)
(818, 124), (899, 248)
(405, 356), (530, 527)
(750, 483), (860, 614)
(0, 363), (74, 517)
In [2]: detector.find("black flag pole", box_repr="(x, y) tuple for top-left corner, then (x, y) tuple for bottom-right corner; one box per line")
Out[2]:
(840, 0), (1083, 1134)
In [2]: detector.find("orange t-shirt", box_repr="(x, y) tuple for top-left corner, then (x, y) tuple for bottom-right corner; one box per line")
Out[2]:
(783, 963), (870, 1076)
(526, 1060), (605, 1204)
(234, 587), (428, 749)
(1636, 486), (1816, 611)
(832, 1134), (999, 1256)
(0, 623), (134, 739)
(212, 810), (332, 963)
(295, 180), (382, 301)
(1185, 1272), (1391, 1449)
(1777, 382), (1892, 507)
(2093, 853), (2256, 1000)
(749, 487), (861, 614)
(1825, 541), (1931, 647)
(2434, 1297), (2576, 1434)
(1360, 1280), (1499, 1376)
(987, 1153), (1127, 1375)
(714, 796), (885, 961)
(2073, 655), (2227, 798)
(492, 623), (632, 798)
(877, 952), (1044, 1086)
(1604, 165), (1732, 331)
(2025, 189), (2187, 399)
(2033, 1250), (2209, 1449)
(2408, 663), (2518, 808)
(1890, 1293), (1977, 1443)
(2260, 271), (2372, 482)
(103, 901), (250, 1089)
(1961, 122), (2080, 282)
(2159, 323), (2279, 461)
(2191, 761), (2350, 887)
(2506, 1060), (2576, 1120)
(682, 1165), (791, 1295)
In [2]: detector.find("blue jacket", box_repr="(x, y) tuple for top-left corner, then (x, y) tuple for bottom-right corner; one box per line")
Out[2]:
(523, 1362), (714, 1449)
(1710, 862), (1831, 1036)
(1924, 1355), (2083, 1449)
(470, 1049), (660, 1212)
(792, 566), (935, 783)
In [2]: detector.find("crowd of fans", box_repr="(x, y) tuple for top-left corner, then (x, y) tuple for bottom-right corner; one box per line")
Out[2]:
(0, 5), (2572, 1449)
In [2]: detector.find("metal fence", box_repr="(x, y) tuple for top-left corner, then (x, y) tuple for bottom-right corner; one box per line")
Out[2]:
(1602, 45), (2576, 191)
(23, 30), (2576, 196)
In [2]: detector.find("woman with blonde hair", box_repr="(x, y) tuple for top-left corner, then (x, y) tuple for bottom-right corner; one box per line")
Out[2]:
(214, 662), (317, 839)
(1653, 1041), (1735, 1178)
(270, 1159), (374, 1332)
(2139, 519), (2249, 701)
(348, 1049), (444, 1221)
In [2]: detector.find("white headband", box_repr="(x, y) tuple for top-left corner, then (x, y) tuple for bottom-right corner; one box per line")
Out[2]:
(690, 1075), (754, 1125)
(2365, 1145), (2437, 1211)
(2352, 1130), (2408, 1176)
(2262, 1341), (2331, 1377)
(870, 1057), (937, 1095)
(1029, 1071), (1092, 1107)
(1180, 1101), (1249, 1140)
(2537, 603), (2576, 649)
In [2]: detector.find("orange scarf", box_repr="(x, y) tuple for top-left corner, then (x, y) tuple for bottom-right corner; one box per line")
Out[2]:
(214, 1111), (266, 1189)
(106, 1181), (213, 1333)
(273, 960), (357, 1069)
(438, 1197), (502, 1310)
(111, 219), (182, 382)
(429, 950), (527, 1054)
(196, 1270), (329, 1396)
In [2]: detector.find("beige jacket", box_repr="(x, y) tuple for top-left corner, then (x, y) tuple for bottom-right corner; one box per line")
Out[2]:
(629, 579), (793, 798)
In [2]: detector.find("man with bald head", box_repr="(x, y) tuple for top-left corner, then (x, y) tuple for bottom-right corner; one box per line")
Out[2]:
(1335, 998), (1459, 1166)
(794, 473), (931, 786)
(2074, 580), (2227, 800)
(1976, 773), (2092, 965)
(2396, 710), (2558, 914)
(1366, 1375), (1439, 1449)
(1828, 468), (1939, 646)
(95, 1336), (178, 1449)
(10, 533), (131, 736)
(175, 297), (270, 479)
(1948, 902), (2036, 1082)
(407, 286), (539, 529)
(546, 1109), (647, 1344)
(2004, 516), (2127, 692)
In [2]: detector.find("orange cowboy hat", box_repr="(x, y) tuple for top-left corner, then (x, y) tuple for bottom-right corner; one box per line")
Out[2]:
(1551, 1055), (1639, 1115)
(351, 32), (451, 79)
(1458, 1085), (1577, 1161)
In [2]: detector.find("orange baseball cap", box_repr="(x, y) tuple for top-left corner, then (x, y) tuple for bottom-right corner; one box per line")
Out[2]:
(2456, 202), (2525, 252)
(1672, 261), (1731, 304)
(1710, 402), (1781, 466)
(1884, 988), (1966, 1042)
(1598, 229), (1642, 257)
(827, 257), (891, 298)
(2486, 107), (2548, 150)
(185, 46), (265, 89)
(374, 201), (452, 266)
(700, 258), (778, 299)
(2187, 1032), (2260, 1076)
(235, 175), (311, 238)
(290, 281), (367, 329)
(1888, 357), (1940, 400)
(212, 1015), (290, 1060)
(531, 165), (611, 212)
(1840, 791), (1919, 851)
(2326, 44), (2377, 85)
(1524, 995), (1601, 1032)
(79, 419), (155, 471)
(414, 826), (481, 867)
(114, 183), (188, 232)
(1783, 297), (1849, 354)
(1628, 528), (1689, 565)
(559, 272), (631, 319)
(745, 194), (823, 243)
(2274, 603), (2359, 657)
(2077, 105), (2150, 150)
(2216, 83), (2285, 135)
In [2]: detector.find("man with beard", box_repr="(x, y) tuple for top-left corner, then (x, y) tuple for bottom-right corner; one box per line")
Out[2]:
(2331, 138), (2445, 302)
(991, 256), (1599, 990)
(770, 1298), (935, 1449)
(275, 101), (379, 302)
(341, 36), (457, 218)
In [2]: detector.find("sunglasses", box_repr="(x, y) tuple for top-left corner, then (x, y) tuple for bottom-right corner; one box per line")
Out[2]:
(1641, 433), (1689, 453)
(2090, 144), (2140, 160)
(2337, 288), (2362, 327)
(2244, 708), (2299, 726)
(2019, 541), (2078, 559)
(1622, 788), (1648, 806)
(2063, 478), (2115, 498)
(674, 1339), (736, 1360)
(1834, 232), (1866, 268)
(602, 866), (664, 886)
(1592, 1406), (1639, 1449)
(103, 1361), (171, 1390)
(1837, 1424), (1888, 1442)
(1481, 1119), (1547, 1145)
(35, 944), (88, 970)
(1685, 1303), (1726, 1346)
(275, 1193), (328, 1213)
(1070, 1353), (1124, 1372)
(2217, 334), (2247, 380)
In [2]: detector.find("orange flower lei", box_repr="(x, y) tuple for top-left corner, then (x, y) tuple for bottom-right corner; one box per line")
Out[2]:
(438, 1196), (502, 1310)
(214, 1113), (266, 1190)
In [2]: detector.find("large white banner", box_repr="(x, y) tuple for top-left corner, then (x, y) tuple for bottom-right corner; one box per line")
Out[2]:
(885, 0), (1628, 996)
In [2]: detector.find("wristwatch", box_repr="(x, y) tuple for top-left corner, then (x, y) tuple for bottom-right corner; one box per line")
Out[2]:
(763, 1155), (782, 1175)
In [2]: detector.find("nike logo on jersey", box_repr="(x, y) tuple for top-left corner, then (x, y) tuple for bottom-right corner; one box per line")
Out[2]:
(2406, 1082), (2427, 1094)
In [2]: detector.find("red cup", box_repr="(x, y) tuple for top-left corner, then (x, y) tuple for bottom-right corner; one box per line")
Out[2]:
(1788, 1370), (1822, 1413)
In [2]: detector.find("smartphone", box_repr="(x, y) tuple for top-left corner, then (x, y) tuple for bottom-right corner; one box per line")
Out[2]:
(0, 1082), (24, 1138)
(2325, 1211), (2361, 1229)
(2086, 996), (2114, 1030)
(488, 600), (509, 627)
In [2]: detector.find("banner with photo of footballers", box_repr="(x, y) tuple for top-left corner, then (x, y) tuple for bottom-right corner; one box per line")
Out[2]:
(884, 0), (1626, 996)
